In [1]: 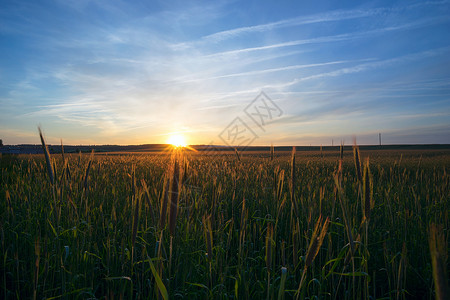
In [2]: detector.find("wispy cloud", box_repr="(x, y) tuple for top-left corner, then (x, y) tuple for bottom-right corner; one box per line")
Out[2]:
(260, 46), (450, 90)
(199, 17), (448, 59)
(178, 59), (373, 83)
(200, 8), (385, 42)
(174, 0), (450, 50)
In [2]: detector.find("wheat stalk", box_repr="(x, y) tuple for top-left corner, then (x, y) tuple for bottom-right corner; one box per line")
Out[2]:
(277, 267), (288, 300)
(60, 139), (65, 163)
(38, 127), (59, 225)
(141, 179), (156, 225)
(160, 174), (170, 230)
(266, 222), (274, 300)
(83, 150), (94, 191)
(270, 143), (274, 161)
(353, 143), (362, 182)
(131, 167), (140, 268)
(429, 224), (449, 300)
(296, 215), (330, 299)
(33, 236), (40, 300)
(363, 157), (373, 222)
(38, 127), (54, 185)
(290, 147), (299, 218)
(169, 153), (181, 236)
(234, 147), (241, 162)
(203, 215), (213, 261)
(265, 223), (273, 271)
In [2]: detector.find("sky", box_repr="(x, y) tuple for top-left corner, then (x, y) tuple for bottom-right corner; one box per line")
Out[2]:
(1, 0), (449, 146)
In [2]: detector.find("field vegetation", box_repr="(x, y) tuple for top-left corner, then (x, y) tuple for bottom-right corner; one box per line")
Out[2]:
(0, 137), (448, 299)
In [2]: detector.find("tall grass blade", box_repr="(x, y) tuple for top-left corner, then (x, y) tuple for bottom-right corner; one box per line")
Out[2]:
(234, 147), (241, 162)
(169, 153), (180, 236)
(131, 176), (140, 264)
(363, 157), (373, 221)
(148, 256), (169, 300)
(38, 127), (54, 185)
(270, 143), (274, 161)
(160, 175), (170, 230)
(83, 150), (94, 191)
(141, 179), (156, 225)
(277, 267), (287, 300)
(353, 143), (362, 182)
(429, 224), (449, 300)
(290, 147), (299, 217)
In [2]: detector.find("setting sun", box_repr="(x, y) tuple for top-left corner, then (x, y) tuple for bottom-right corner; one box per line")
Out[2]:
(167, 134), (187, 148)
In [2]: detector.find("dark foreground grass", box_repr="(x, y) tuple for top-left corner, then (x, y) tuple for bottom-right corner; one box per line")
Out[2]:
(0, 147), (448, 299)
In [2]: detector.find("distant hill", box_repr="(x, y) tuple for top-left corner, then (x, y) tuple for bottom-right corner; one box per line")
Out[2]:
(1, 143), (450, 155)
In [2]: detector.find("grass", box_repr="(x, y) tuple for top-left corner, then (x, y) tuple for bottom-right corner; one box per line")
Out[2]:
(0, 143), (449, 299)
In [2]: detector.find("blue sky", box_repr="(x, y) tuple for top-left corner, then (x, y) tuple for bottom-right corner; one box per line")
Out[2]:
(1, 0), (449, 146)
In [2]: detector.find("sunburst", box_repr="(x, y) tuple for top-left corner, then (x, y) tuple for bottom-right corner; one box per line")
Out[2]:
(167, 134), (187, 148)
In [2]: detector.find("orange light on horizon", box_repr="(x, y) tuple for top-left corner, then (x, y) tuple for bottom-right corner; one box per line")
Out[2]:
(167, 134), (187, 148)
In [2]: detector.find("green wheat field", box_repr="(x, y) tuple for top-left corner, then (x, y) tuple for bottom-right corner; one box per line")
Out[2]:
(1, 139), (448, 299)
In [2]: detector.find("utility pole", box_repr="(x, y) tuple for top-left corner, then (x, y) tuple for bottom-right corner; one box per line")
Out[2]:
(379, 133), (382, 147)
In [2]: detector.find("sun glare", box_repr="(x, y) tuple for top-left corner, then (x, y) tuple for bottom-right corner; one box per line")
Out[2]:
(167, 134), (187, 148)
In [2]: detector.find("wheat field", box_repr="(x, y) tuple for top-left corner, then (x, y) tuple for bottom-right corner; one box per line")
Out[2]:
(0, 143), (448, 299)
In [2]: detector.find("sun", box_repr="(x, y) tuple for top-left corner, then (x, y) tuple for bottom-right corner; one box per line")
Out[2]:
(167, 134), (187, 148)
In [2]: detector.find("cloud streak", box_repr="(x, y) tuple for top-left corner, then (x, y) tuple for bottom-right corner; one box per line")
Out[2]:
(201, 8), (385, 42)
(199, 16), (448, 59)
